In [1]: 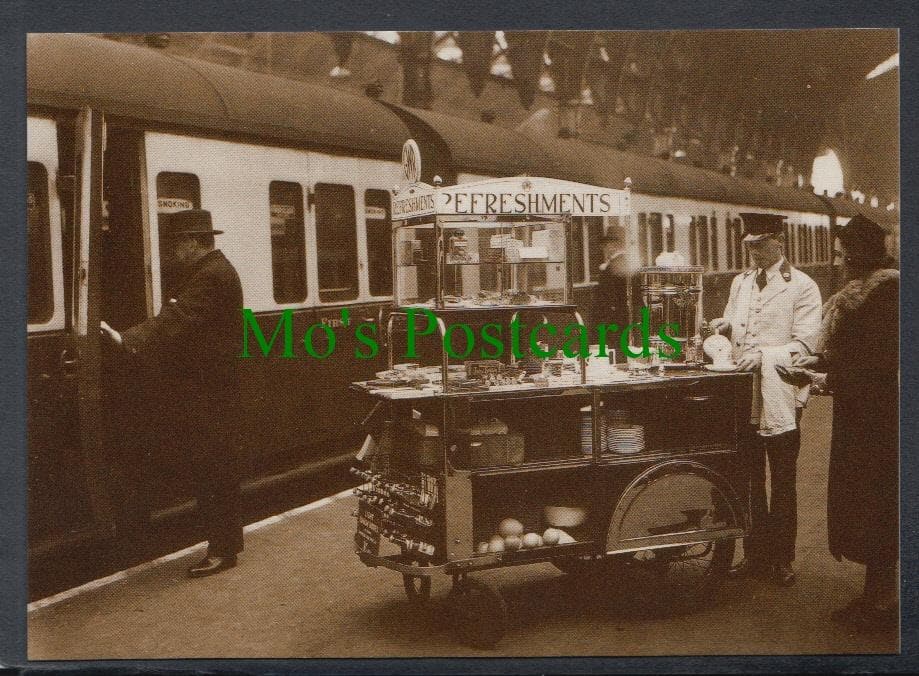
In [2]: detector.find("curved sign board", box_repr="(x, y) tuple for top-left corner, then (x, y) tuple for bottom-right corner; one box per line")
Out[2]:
(392, 176), (627, 222)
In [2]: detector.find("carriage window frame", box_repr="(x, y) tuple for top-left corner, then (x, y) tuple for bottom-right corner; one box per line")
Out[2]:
(314, 182), (359, 303)
(649, 212), (664, 264)
(364, 188), (393, 297)
(709, 215), (718, 271)
(733, 218), (744, 270)
(689, 216), (698, 266)
(637, 212), (649, 267)
(268, 181), (308, 304)
(725, 216), (734, 270)
(697, 215), (710, 269)
(797, 223), (805, 264)
(28, 161), (60, 328)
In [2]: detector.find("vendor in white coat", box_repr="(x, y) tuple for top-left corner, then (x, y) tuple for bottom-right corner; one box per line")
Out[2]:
(710, 212), (821, 587)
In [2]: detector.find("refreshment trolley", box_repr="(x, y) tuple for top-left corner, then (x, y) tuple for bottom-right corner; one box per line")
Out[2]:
(351, 167), (753, 648)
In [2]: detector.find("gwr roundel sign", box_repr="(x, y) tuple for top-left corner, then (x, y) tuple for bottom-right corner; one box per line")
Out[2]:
(402, 139), (421, 184)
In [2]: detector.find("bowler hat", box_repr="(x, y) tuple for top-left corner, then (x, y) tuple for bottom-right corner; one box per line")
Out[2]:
(159, 209), (224, 238)
(740, 212), (785, 243)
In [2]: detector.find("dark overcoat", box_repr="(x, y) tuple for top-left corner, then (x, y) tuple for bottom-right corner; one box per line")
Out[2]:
(595, 252), (630, 329)
(122, 249), (243, 479)
(824, 271), (898, 565)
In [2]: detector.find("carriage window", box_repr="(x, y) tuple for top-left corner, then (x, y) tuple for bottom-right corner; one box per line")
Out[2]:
(664, 215), (675, 253)
(783, 223), (791, 262)
(689, 217), (698, 265)
(797, 224), (805, 264)
(365, 189), (392, 296)
(269, 182), (307, 303)
(649, 213), (664, 263)
(315, 183), (358, 302)
(733, 219), (744, 269)
(28, 162), (54, 324)
(156, 172), (200, 213)
(697, 215), (710, 269)
(709, 216), (719, 271)
(725, 218), (734, 269)
(637, 213), (649, 266)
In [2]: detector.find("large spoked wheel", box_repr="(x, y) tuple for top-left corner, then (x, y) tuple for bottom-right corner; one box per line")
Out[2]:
(619, 538), (736, 612)
(448, 576), (508, 649)
(401, 558), (432, 606)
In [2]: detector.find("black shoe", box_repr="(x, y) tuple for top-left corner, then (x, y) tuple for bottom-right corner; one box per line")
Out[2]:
(831, 596), (867, 625)
(187, 554), (237, 578)
(773, 563), (796, 587)
(729, 558), (772, 580)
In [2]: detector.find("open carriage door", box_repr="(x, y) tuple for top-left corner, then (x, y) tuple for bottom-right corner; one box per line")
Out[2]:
(28, 108), (114, 560)
(73, 108), (115, 538)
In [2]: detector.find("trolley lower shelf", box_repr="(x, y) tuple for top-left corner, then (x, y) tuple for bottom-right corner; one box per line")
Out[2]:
(358, 540), (597, 576)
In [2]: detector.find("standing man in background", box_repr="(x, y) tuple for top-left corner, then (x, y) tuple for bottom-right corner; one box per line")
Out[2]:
(710, 212), (821, 587)
(595, 225), (630, 331)
(101, 209), (245, 578)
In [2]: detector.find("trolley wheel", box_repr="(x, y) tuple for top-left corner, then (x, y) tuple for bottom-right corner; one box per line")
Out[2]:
(621, 537), (736, 612)
(401, 559), (432, 606)
(448, 576), (508, 649)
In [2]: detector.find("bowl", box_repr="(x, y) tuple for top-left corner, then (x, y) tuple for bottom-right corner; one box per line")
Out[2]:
(543, 505), (587, 528)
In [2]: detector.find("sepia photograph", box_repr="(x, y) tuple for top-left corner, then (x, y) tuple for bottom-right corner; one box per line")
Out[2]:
(22, 26), (900, 662)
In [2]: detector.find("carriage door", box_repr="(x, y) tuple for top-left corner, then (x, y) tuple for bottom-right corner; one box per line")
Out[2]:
(27, 110), (112, 555)
(97, 124), (157, 530)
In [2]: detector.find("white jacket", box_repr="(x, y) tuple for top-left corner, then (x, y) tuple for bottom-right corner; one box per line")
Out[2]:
(719, 258), (822, 435)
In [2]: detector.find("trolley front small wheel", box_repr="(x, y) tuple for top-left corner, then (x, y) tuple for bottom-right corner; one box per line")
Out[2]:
(448, 576), (508, 649)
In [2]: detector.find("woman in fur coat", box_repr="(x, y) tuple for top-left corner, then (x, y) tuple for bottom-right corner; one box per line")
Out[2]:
(790, 214), (899, 630)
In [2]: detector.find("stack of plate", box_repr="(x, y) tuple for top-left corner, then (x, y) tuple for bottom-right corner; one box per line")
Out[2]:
(607, 424), (645, 454)
(579, 407), (593, 455)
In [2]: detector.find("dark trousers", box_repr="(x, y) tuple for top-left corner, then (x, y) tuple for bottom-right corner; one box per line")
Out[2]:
(195, 472), (244, 557)
(744, 414), (802, 566)
(189, 431), (244, 558)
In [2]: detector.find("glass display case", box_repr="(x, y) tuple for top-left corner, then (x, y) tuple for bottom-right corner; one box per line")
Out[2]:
(394, 216), (571, 309)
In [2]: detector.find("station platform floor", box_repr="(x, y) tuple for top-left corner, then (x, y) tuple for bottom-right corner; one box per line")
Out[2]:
(27, 396), (898, 659)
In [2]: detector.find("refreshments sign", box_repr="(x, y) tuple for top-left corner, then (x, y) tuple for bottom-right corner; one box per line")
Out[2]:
(392, 176), (625, 221)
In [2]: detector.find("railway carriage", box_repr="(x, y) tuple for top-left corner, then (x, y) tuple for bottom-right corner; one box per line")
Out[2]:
(29, 33), (886, 580)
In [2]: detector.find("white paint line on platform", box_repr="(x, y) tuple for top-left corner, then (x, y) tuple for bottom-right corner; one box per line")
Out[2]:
(27, 487), (355, 613)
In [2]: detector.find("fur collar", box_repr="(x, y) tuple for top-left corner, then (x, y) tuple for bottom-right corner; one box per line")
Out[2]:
(820, 268), (898, 351)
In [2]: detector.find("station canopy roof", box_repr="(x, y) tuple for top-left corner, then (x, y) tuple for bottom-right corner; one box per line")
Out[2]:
(26, 33), (412, 158)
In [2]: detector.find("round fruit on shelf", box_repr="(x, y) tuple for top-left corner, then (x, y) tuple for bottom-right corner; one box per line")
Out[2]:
(504, 535), (522, 551)
(488, 535), (506, 553)
(522, 532), (541, 548)
(543, 528), (561, 545)
(497, 518), (524, 538)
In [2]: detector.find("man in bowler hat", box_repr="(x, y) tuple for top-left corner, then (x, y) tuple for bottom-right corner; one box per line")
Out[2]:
(710, 212), (821, 586)
(101, 209), (244, 577)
